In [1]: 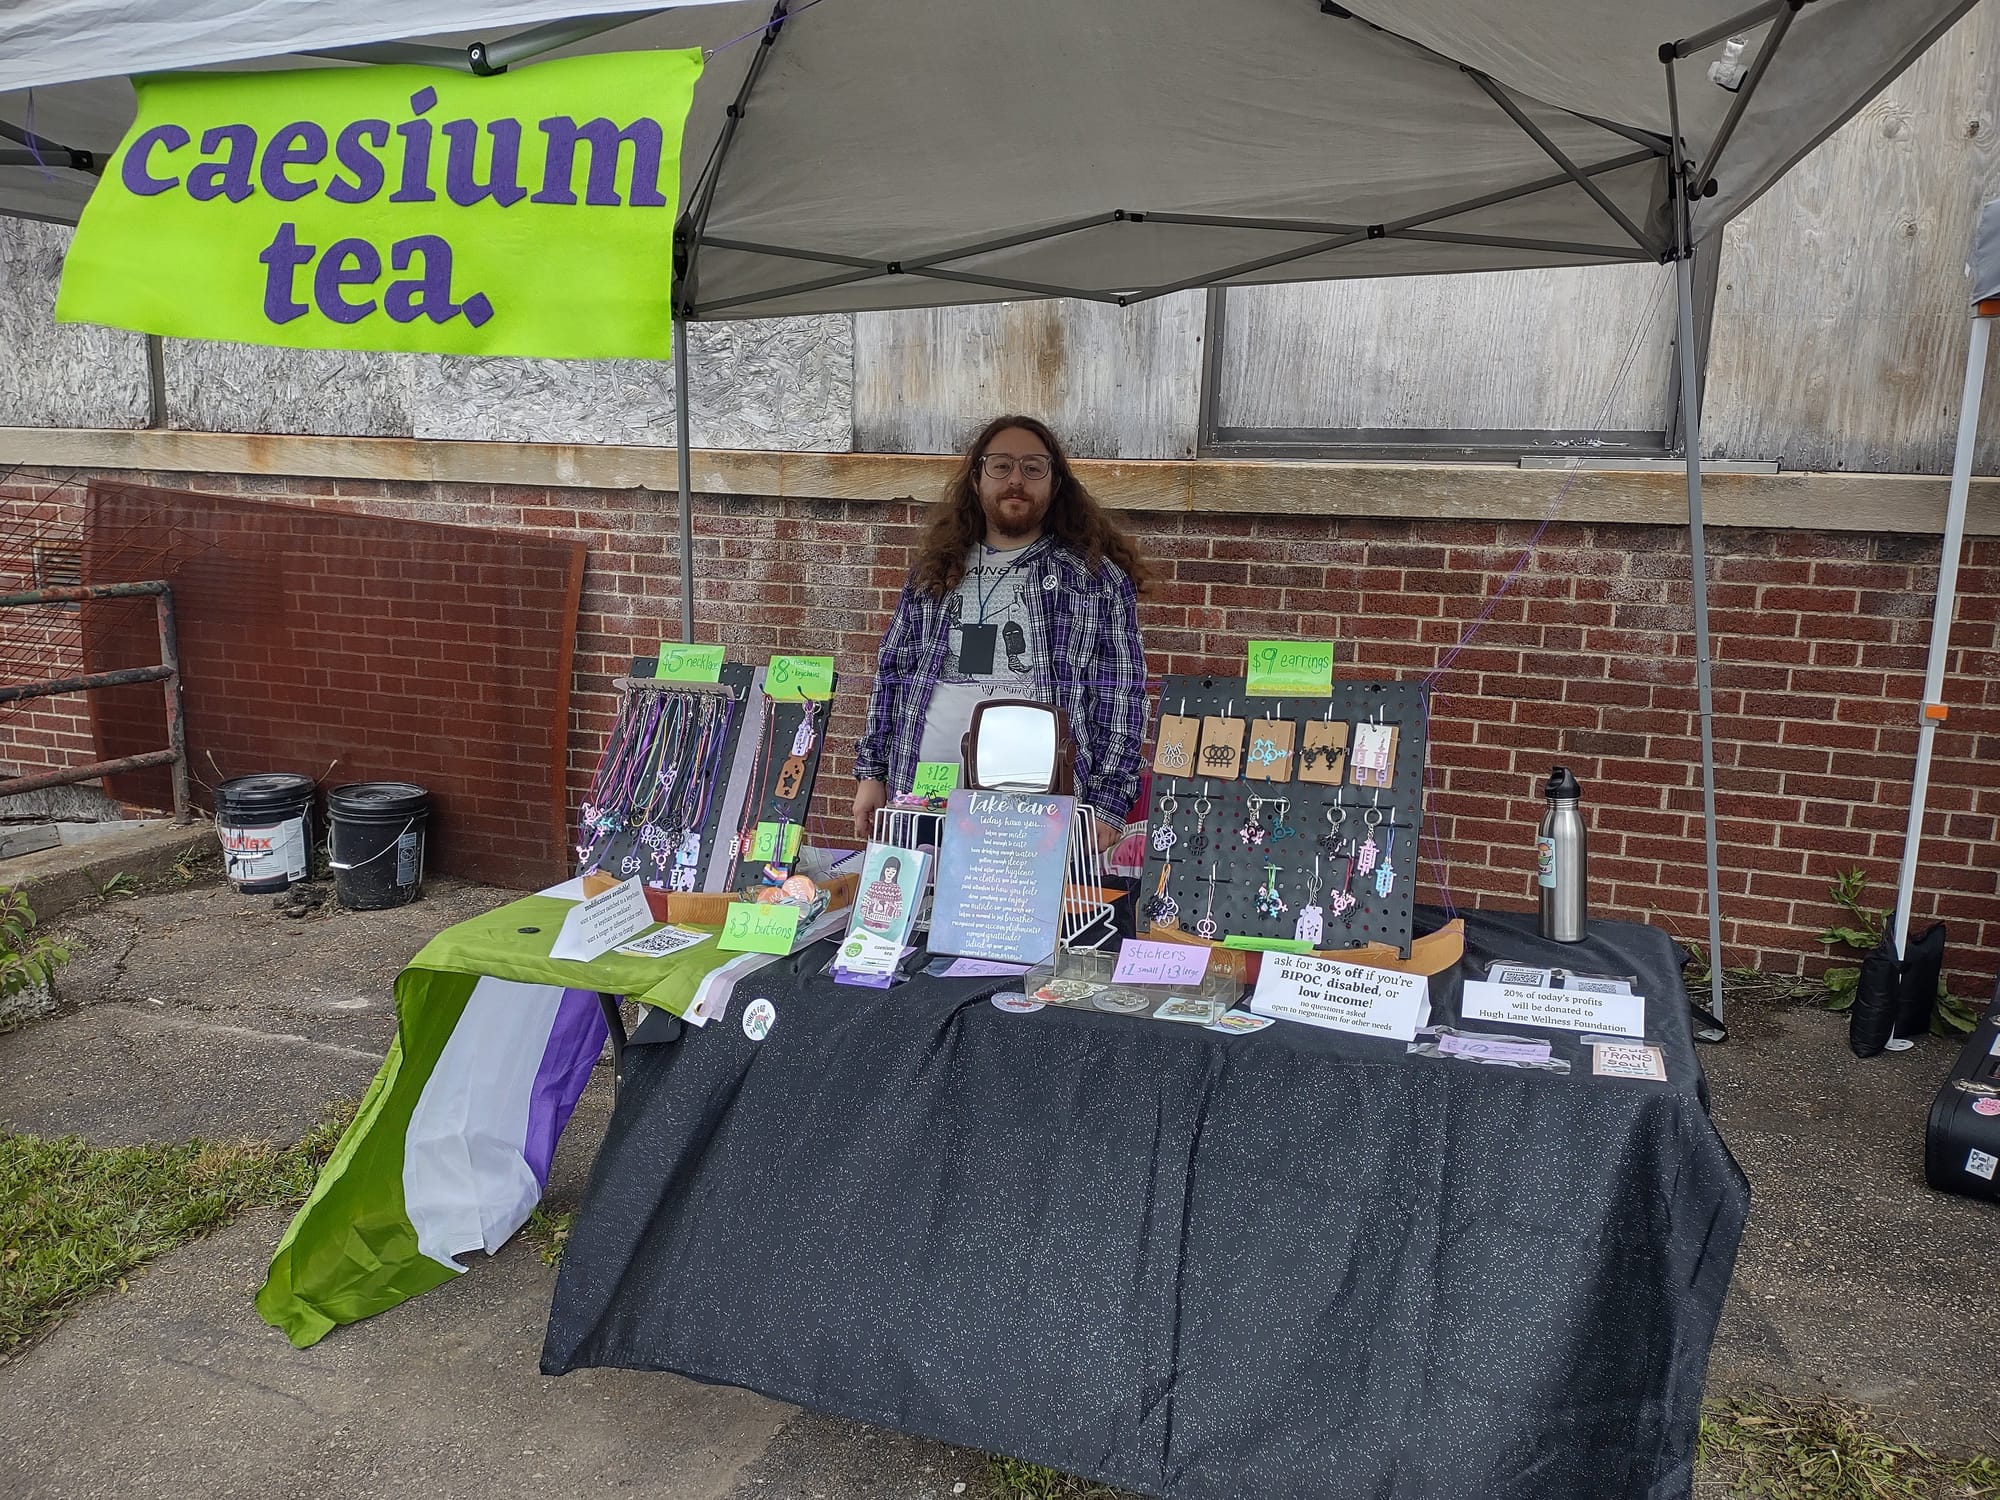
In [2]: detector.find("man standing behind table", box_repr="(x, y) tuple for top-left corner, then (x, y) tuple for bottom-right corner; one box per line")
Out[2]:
(851, 414), (1151, 851)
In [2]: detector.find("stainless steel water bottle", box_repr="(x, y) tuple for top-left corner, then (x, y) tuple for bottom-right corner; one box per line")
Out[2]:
(1537, 766), (1588, 942)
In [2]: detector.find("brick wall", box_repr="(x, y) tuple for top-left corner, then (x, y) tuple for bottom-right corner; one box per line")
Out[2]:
(4, 465), (1995, 992)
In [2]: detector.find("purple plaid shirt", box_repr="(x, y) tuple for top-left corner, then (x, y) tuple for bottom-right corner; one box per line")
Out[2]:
(855, 538), (1149, 823)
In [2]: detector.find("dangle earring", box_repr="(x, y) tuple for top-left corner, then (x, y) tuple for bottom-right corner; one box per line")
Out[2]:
(1238, 797), (1267, 847)
(1356, 798), (1382, 878)
(1151, 789), (1179, 852)
(1295, 857), (1325, 945)
(1254, 858), (1287, 919)
(1374, 827), (1398, 898)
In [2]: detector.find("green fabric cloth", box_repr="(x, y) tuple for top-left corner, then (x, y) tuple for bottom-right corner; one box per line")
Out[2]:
(410, 895), (727, 1016)
(256, 967), (477, 1348)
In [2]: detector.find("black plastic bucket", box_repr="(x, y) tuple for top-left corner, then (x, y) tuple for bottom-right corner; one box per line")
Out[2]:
(215, 773), (316, 894)
(327, 782), (430, 911)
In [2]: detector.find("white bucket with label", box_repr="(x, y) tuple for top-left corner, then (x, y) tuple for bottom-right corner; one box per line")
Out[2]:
(214, 773), (315, 894)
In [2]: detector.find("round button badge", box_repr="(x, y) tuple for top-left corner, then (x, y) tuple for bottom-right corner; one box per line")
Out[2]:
(742, 997), (776, 1041)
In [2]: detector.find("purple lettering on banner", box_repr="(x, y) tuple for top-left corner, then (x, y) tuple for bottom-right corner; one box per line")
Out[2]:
(259, 121), (328, 202)
(121, 123), (189, 196)
(187, 123), (258, 203)
(443, 118), (527, 208)
(257, 223), (316, 324)
(327, 120), (389, 204)
(532, 116), (668, 207)
(385, 235), (461, 324)
(313, 237), (381, 324)
(392, 88), (438, 204)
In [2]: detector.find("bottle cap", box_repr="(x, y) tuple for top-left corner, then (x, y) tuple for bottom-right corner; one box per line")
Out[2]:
(1545, 765), (1581, 801)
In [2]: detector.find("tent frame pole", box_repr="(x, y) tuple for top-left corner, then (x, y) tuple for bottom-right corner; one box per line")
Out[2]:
(1891, 308), (1993, 959)
(673, 313), (695, 646)
(1665, 48), (1728, 1028)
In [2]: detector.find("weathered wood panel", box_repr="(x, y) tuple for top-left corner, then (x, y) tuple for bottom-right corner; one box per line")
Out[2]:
(852, 294), (1204, 460)
(164, 317), (855, 452)
(1212, 262), (1677, 436)
(1703, 4), (2000, 474)
(0, 220), (149, 429)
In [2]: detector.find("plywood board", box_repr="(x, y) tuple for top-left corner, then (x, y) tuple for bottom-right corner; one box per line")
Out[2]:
(853, 293), (1203, 459)
(1702, 5), (2000, 475)
(1213, 263), (1675, 435)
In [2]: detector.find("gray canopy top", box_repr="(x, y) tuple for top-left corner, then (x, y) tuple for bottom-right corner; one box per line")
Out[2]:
(0, 0), (1977, 319)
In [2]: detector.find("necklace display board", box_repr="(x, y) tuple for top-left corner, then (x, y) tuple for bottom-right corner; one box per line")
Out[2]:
(1137, 675), (1427, 959)
(579, 665), (753, 893)
(728, 677), (836, 888)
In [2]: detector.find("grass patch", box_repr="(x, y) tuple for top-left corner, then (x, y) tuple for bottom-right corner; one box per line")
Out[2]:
(982, 1394), (2000, 1500)
(525, 1203), (575, 1267)
(0, 1101), (355, 1361)
(984, 1457), (1139, 1500)
(1697, 1392), (1999, 1499)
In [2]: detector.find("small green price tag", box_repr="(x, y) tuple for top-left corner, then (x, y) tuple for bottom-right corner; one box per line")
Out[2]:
(1222, 934), (1315, 954)
(749, 822), (804, 863)
(766, 654), (834, 701)
(911, 761), (960, 798)
(656, 641), (725, 683)
(718, 901), (801, 955)
(1246, 639), (1334, 697)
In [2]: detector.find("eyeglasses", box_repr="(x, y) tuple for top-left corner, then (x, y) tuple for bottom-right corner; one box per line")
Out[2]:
(978, 454), (1053, 482)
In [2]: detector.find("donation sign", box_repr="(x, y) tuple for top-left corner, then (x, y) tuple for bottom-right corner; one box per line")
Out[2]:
(1250, 952), (1430, 1042)
(928, 790), (1073, 966)
(57, 51), (702, 359)
(1460, 979), (1646, 1039)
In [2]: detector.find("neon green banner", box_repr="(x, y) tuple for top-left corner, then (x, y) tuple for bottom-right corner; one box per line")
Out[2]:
(56, 51), (702, 360)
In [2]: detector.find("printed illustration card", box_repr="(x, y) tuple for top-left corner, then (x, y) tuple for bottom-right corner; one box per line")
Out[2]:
(834, 843), (931, 983)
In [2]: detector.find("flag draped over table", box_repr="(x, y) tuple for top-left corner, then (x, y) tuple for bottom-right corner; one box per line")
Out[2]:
(258, 973), (606, 1348)
(257, 895), (738, 1348)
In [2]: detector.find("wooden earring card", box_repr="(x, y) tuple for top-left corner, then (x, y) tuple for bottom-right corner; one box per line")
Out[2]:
(1244, 717), (1296, 782)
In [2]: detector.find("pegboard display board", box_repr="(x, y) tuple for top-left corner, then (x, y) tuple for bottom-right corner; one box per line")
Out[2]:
(1136, 675), (1428, 958)
(728, 683), (836, 888)
(583, 663), (753, 892)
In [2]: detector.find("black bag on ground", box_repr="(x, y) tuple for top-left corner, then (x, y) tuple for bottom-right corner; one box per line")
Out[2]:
(1923, 977), (2000, 1202)
(1894, 922), (1946, 1041)
(1848, 937), (1903, 1057)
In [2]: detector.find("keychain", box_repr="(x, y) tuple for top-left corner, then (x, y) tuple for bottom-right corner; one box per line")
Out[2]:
(1151, 788), (1179, 852)
(1295, 856), (1325, 945)
(1269, 798), (1296, 842)
(1329, 849), (1357, 918)
(1238, 797), (1267, 847)
(1195, 862), (1223, 940)
(1189, 790), (1212, 856)
(1356, 800), (1382, 877)
(1254, 859), (1287, 919)
(1144, 848), (1180, 927)
(1374, 827), (1398, 898)
(1317, 796), (1347, 857)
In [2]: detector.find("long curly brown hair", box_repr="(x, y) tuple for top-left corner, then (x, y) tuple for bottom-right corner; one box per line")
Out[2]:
(909, 414), (1153, 597)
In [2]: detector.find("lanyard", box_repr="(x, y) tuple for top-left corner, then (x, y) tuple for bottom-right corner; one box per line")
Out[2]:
(973, 547), (1029, 623)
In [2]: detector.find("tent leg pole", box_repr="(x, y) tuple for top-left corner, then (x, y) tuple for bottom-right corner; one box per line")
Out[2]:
(1891, 313), (1991, 959)
(1675, 248), (1727, 1026)
(674, 314), (695, 646)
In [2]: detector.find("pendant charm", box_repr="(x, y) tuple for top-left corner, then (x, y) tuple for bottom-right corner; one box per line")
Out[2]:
(1195, 914), (1218, 939)
(1145, 890), (1180, 926)
(1152, 823), (1177, 852)
(1253, 861), (1286, 919)
(1295, 903), (1324, 945)
(1375, 858), (1397, 897)
(1356, 833), (1379, 877)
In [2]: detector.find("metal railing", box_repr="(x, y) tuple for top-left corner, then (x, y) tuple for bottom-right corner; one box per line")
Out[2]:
(0, 580), (191, 822)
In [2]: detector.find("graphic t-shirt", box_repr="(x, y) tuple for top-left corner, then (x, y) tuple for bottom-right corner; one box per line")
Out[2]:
(916, 540), (1051, 769)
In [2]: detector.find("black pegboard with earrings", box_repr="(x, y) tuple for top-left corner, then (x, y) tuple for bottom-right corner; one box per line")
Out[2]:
(1136, 675), (1429, 959)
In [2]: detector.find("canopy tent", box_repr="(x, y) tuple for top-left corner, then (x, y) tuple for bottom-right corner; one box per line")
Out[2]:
(0, 0), (1981, 1023)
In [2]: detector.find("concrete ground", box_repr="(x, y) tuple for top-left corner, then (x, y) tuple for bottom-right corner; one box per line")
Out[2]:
(1, 868), (1994, 1499)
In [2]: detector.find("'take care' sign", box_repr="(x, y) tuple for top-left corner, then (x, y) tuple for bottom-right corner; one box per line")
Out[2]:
(57, 52), (702, 359)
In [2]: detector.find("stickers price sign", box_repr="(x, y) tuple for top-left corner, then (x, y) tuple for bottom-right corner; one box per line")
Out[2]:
(1246, 640), (1335, 698)
(656, 641), (725, 683)
(1111, 939), (1212, 987)
(766, 655), (834, 701)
